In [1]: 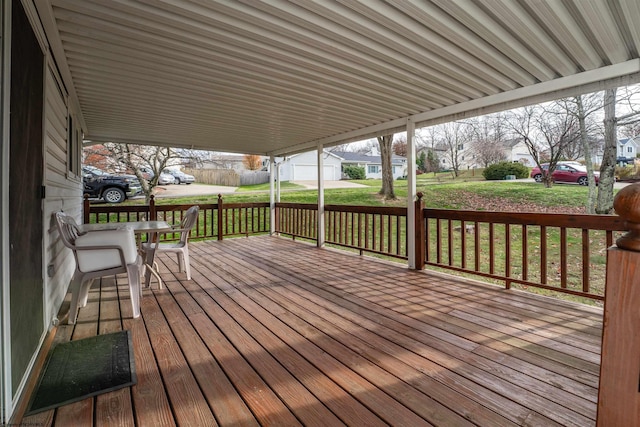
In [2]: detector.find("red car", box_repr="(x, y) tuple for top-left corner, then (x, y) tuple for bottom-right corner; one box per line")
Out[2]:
(530, 162), (599, 185)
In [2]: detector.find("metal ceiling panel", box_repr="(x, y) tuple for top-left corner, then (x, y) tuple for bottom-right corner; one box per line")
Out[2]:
(37, 0), (640, 156)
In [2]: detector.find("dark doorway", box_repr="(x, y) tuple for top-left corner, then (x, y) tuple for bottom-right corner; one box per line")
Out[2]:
(9, 0), (44, 392)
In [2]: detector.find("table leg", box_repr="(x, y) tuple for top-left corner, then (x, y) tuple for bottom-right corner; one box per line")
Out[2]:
(143, 232), (163, 289)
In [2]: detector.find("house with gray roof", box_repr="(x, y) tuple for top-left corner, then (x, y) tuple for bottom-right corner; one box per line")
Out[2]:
(332, 151), (407, 180)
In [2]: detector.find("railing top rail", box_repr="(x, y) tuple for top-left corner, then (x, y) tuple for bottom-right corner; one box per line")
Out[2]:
(276, 201), (407, 216)
(154, 203), (216, 211)
(423, 208), (626, 230)
(87, 205), (150, 214)
(325, 204), (407, 215)
(222, 202), (270, 209)
(275, 202), (317, 209)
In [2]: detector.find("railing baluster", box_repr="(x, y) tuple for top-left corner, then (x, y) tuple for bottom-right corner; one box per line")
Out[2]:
(505, 224), (511, 289)
(582, 228), (590, 293)
(540, 225), (547, 284)
(447, 219), (453, 266)
(489, 223), (495, 275)
(522, 224), (528, 281)
(436, 218), (442, 264)
(461, 220), (466, 269)
(474, 221), (480, 271)
(560, 227), (567, 289)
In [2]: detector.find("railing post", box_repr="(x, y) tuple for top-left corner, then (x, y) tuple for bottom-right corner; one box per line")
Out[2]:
(597, 183), (640, 426)
(149, 195), (156, 220)
(415, 192), (425, 269)
(217, 194), (224, 240)
(83, 194), (90, 224)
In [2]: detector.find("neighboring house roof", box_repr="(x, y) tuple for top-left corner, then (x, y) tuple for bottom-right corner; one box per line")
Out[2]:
(619, 137), (638, 146)
(332, 151), (406, 165)
(502, 138), (522, 148)
(286, 150), (343, 162)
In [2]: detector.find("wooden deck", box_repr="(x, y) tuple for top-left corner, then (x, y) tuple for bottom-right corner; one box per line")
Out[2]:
(20, 236), (603, 426)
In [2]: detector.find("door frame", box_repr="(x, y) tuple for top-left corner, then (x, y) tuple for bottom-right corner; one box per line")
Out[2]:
(1, 1), (11, 423)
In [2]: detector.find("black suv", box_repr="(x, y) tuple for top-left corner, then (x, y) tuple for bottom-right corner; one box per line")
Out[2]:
(82, 166), (141, 203)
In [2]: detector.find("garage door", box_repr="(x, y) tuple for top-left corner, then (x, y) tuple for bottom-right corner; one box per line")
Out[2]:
(292, 165), (336, 180)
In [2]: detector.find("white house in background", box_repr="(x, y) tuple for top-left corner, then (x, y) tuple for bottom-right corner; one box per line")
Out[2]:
(503, 139), (535, 166)
(278, 150), (343, 181)
(618, 137), (639, 159)
(332, 151), (407, 179)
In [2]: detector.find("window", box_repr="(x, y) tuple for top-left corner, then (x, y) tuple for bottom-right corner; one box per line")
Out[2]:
(628, 146), (633, 153)
(368, 165), (379, 174)
(457, 144), (464, 150)
(67, 115), (80, 175)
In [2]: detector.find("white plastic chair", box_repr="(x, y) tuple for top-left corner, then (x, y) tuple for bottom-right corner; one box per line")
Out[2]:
(55, 212), (142, 324)
(141, 205), (199, 280)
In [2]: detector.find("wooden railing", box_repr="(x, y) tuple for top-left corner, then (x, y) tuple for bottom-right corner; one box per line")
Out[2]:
(275, 203), (408, 259)
(83, 195), (270, 241)
(275, 203), (318, 240)
(416, 195), (626, 301)
(325, 205), (407, 259)
(85, 195), (626, 301)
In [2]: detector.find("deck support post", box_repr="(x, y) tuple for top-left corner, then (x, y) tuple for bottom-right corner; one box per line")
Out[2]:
(406, 117), (417, 269)
(597, 183), (640, 426)
(269, 155), (276, 235)
(415, 193), (425, 269)
(317, 144), (325, 247)
(83, 194), (90, 223)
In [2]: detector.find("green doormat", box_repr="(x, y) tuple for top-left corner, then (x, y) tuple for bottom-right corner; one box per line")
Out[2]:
(26, 330), (136, 415)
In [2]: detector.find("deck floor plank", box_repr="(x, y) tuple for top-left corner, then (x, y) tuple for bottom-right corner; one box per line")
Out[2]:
(140, 285), (218, 426)
(185, 255), (438, 427)
(96, 277), (134, 427)
(219, 237), (599, 426)
(16, 235), (603, 427)
(210, 239), (583, 426)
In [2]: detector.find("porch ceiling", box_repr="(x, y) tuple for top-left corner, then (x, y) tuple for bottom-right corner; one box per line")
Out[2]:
(39, 0), (640, 156)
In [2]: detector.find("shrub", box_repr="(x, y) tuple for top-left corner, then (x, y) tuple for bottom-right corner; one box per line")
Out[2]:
(482, 161), (530, 180)
(343, 165), (366, 180)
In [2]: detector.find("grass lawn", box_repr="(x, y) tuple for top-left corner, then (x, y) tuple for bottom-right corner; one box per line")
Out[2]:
(143, 178), (604, 213)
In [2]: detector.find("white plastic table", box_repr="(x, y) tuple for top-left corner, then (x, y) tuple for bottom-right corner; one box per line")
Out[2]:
(79, 221), (172, 288)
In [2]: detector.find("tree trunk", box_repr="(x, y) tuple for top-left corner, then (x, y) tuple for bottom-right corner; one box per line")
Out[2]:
(377, 134), (396, 200)
(597, 89), (617, 214)
(577, 96), (597, 213)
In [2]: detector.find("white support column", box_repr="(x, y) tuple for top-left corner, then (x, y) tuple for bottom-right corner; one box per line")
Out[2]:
(406, 118), (417, 269)
(276, 160), (281, 203)
(317, 145), (325, 247)
(269, 155), (276, 235)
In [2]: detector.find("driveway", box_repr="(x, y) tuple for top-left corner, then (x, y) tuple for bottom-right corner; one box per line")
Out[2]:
(148, 180), (367, 199)
(152, 183), (237, 198)
(292, 180), (368, 189)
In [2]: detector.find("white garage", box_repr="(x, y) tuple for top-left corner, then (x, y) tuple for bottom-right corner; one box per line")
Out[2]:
(279, 150), (342, 182)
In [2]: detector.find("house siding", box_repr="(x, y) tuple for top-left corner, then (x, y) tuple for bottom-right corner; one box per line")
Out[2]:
(42, 64), (83, 329)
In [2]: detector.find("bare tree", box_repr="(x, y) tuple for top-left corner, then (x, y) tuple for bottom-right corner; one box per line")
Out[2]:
(377, 134), (396, 200)
(356, 139), (379, 155)
(596, 86), (640, 214)
(416, 126), (442, 176)
(242, 154), (262, 171)
(440, 122), (470, 177)
(598, 89), (618, 214)
(393, 135), (408, 157)
(84, 143), (206, 203)
(556, 94), (603, 212)
(507, 104), (578, 188)
(467, 115), (508, 167)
